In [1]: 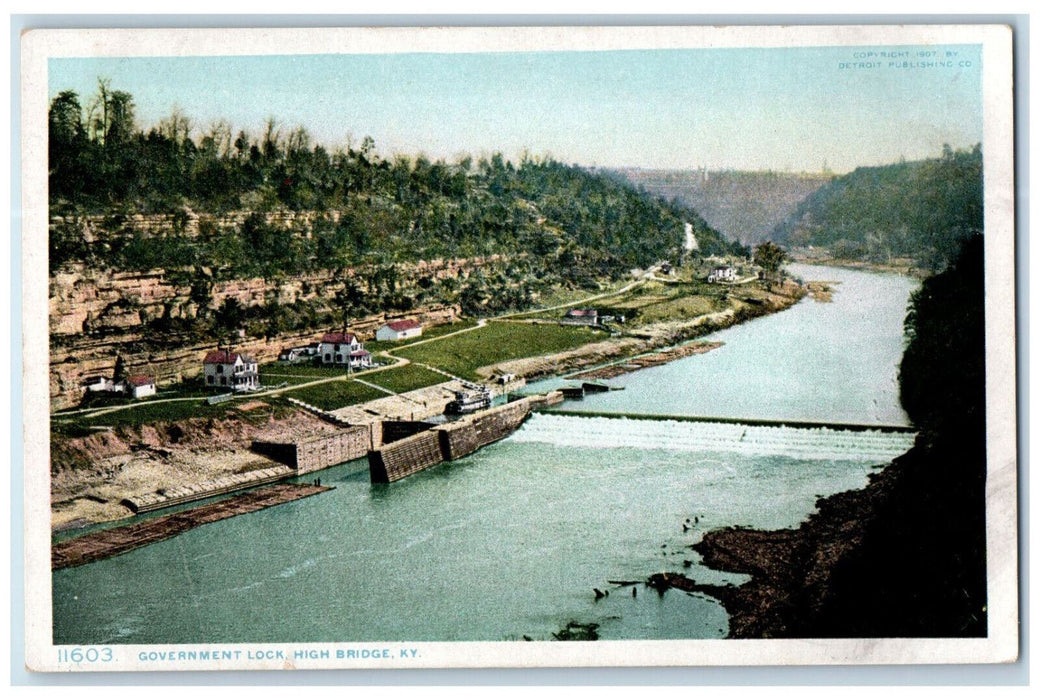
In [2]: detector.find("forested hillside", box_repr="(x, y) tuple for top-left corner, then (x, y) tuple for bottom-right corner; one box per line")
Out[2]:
(49, 82), (738, 305)
(770, 145), (982, 271)
(614, 168), (830, 245)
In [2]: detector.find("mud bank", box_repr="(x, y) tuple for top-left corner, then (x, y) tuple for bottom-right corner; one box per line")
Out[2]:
(567, 341), (723, 380)
(50, 407), (336, 529)
(652, 438), (987, 638)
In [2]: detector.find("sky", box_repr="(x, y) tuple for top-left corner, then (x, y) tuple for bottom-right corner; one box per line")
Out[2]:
(48, 45), (983, 174)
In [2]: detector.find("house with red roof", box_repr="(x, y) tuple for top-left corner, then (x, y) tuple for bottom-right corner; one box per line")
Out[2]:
(203, 350), (259, 391)
(318, 332), (372, 369)
(375, 319), (423, 342)
(125, 375), (157, 399)
(563, 308), (599, 325)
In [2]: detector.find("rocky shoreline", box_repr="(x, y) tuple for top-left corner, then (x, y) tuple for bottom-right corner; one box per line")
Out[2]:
(661, 239), (989, 640)
(650, 436), (987, 638)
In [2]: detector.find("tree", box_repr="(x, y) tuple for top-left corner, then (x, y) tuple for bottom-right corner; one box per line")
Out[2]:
(48, 90), (88, 201)
(753, 241), (786, 283)
(214, 297), (245, 336)
(86, 79), (135, 147)
(158, 107), (194, 146)
(48, 90), (84, 146)
(333, 279), (366, 329)
(112, 355), (127, 383)
(899, 234), (985, 440)
(261, 117), (281, 161)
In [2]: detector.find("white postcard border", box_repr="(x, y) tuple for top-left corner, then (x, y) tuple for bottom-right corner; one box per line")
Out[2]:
(20, 23), (1019, 672)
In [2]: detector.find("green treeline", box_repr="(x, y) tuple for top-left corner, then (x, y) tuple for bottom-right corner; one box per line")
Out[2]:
(49, 81), (737, 291)
(899, 234), (986, 444)
(771, 145), (982, 270)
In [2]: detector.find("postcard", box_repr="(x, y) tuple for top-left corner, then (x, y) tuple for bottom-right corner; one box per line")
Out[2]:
(21, 23), (1017, 671)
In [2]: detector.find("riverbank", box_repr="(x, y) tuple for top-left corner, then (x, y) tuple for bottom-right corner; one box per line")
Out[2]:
(662, 241), (988, 639)
(657, 435), (987, 638)
(567, 341), (723, 380)
(50, 279), (806, 530)
(478, 280), (804, 381)
(789, 253), (929, 279)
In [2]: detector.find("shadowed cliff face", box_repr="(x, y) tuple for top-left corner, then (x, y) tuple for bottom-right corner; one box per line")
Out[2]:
(675, 236), (988, 638)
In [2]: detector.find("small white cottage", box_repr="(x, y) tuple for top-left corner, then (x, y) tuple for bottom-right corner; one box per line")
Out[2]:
(124, 375), (157, 399)
(375, 319), (423, 342)
(708, 266), (738, 283)
(84, 376), (121, 394)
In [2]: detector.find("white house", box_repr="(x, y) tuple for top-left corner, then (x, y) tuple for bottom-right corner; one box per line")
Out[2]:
(708, 266), (738, 283)
(84, 376), (121, 394)
(278, 344), (318, 363)
(125, 375), (157, 399)
(318, 332), (372, 369)
(563, 308), (599, 325)
(203, 350), (259, 392)
(375, 319), (423, 342)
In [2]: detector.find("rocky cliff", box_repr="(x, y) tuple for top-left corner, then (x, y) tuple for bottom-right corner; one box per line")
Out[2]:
(48, 246), (480, 409)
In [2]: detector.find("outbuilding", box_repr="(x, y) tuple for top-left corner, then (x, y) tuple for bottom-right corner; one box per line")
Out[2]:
(125, 375), (157, 399)
(278, 345), (318, 363)
(563, 308), (599, 325)
(375, 319), (423, 342)
(84, 376), (121, 394)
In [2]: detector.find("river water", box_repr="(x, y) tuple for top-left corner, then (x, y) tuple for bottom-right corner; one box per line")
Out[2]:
(52, 264), (918, 644)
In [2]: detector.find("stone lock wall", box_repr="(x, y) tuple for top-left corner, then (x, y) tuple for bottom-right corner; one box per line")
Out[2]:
(380, 420), (439, 445)
(368, 398), (535, 483)
(368, 429), (445, 484)
(437, 400), (531, 461)
(294, 426), (374, 475)
(252, 424), (376, 475)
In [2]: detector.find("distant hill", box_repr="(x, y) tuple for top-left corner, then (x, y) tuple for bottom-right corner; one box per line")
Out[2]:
(770, 146), (982, 271)
(612, 168), (831, 246)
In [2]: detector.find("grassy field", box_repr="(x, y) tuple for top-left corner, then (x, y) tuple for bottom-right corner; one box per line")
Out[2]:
(71, 377), (221, 412)
(53, 397), (246, 432)
(625, 293), (720, 323)
(600, 280), (728, 323)
(259, 363), (351, 382)
(396, 321), (606, 379)
(282, 379), (388, 411)
(364, 363), (447, 394)
(529, 281), (628, 308)
(509, 281), (636, 319)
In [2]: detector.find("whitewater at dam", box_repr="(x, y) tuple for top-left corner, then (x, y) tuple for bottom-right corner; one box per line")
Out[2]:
(52, 264), (920, 644)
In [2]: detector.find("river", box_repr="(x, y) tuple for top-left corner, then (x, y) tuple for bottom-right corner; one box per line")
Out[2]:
(52, 264), (919, 644)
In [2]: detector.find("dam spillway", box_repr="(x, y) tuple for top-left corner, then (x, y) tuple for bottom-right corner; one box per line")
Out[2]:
(512, 412), (916, 463)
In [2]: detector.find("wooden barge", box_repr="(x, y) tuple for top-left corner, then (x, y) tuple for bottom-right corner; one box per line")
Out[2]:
(53, 483), (333, 570)
(569, 341), (724, 380)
